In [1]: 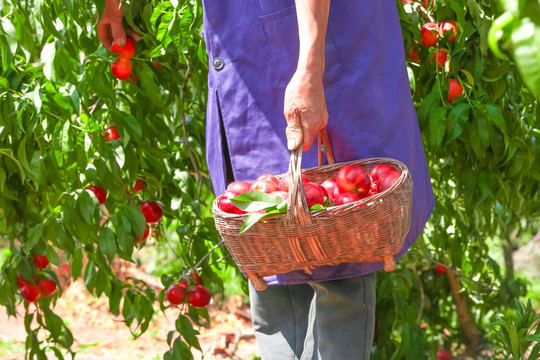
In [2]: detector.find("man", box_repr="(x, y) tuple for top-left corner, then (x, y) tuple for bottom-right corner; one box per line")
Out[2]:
(98, 1), (434, 358)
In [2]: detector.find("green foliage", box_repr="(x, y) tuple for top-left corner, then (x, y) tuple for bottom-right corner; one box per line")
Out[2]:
(370, 0), (539, 357)
(0, 0), (238, 358)
(489, 0), (540, 98)
(488, 298), (540, 359)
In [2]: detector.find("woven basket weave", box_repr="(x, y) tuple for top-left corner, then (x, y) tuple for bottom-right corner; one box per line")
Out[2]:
(212, 130), (413, 291)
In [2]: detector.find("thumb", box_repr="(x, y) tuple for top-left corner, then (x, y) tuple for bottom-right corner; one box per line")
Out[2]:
(285, 107), (303, 151)
(111, 22), (127, 47)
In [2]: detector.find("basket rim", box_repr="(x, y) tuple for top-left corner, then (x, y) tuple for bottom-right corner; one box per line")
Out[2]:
(212, 156), (411, 219)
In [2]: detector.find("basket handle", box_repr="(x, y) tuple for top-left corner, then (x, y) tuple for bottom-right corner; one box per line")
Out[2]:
(317, 128), (335, 166)
(287, 128), (334, 224)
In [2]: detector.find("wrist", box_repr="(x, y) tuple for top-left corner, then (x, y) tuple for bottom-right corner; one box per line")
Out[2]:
(296, 50), (325, 80)
(105, 0), (123, 16)
(297, 55), (324, 79)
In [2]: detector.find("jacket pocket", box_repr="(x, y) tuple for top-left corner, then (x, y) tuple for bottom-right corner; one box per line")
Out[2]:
(259, 5), (342, 87)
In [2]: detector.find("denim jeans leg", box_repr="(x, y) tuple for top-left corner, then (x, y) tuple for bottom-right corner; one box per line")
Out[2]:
(304, 273), (377, 360)
(250, 273), (376, 360)
(249, 281), (314, 360)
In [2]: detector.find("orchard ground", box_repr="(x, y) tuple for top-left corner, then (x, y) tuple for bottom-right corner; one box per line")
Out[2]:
(1, 235), (539, 360)
(0, 255), (260, 360)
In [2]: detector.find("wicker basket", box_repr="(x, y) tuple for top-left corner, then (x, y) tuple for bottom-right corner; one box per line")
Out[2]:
(212, 129), (413, 291)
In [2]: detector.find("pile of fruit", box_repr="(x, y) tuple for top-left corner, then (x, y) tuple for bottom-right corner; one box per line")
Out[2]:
(217, 163), (402, 217)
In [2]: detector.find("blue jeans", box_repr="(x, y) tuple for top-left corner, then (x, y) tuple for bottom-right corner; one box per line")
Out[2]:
(249, 273), (376, 360)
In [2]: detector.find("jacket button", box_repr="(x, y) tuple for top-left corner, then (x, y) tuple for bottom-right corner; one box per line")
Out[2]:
(212, 57), (224, 70)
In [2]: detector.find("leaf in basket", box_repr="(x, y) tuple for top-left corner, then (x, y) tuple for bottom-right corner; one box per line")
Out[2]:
(276, 199), (288, 212)
(239, 209), (283, 234)
(310, 204), (325, 211)
(230, 191), (285, 212)
(323, 199), (334, 207)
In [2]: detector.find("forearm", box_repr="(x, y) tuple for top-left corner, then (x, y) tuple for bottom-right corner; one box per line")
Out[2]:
(283, 0), (330, 151)
(294, 0), (330, 78)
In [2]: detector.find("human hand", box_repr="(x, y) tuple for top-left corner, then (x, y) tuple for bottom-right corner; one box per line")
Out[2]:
(97, 0), (138, 51)
(284, 69), (328, 151)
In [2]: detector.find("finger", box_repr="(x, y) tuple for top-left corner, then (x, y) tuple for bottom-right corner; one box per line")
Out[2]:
(301, 123), (318, 152)
(302, 112), (328, 151)
(97, 22), (113, 51)
(126, 28), (141, 42)
(285, 107), (303, 151)
(111, 23), (127, 47)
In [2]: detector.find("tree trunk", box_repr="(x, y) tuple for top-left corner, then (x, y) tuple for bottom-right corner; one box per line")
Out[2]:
(446, 269), (480, 356)
(502, 236), (515, 280)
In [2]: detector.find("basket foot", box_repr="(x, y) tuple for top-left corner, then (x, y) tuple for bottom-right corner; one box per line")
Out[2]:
(248, 273), (267, 291)
(383, 256), (396, 272)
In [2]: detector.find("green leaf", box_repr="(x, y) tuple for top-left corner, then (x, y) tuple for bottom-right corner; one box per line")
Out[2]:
(98, 227), (116, 263)
(114, 213), (134, 259)
(230, 191), (285, 212)
(125, 205), (147, 236)
(0, 17), (17, 57)
(84, 259), (96, 290)
(529, 342), (540, 360)
(239, 209), (283, 234)
(89, 62), (116, 103)
(25, 224), (44, 253)
(525, 334), (540, 342)
(109, 278), (123, 316)
(32, 85), (42, 113)
(42, 307), (63, 341)
(77, 191), (95, 225)
(18, 257), (34, 285)
(95, 269), (109, 297)
(122, 292), (135, 325)
(485, 104), (507, 134)
(482, 62), (512, 82)
(488, 11), (514, 59)
(469, 123), (485, 160)
(167, 330), (175, 347)
(446, 103), (469, 142)
(476, 115), (490, 154)
(41, 42), (57, 81)
(17, 136), (31, 181)
(406, 66), (415, 92)
(61, 120), (71, 153)
(176, 314), (201, 351)
(72, 247), (83, 281)
(115, 110), (142, 142)
(46, 246), (60, 267)
(417, 92), (436, 129)
(49, 347), (64, 360)
(113, 142), (125, 169)
(511, 18), (540, 98)
(429, 106), (446, 148)
(67, 83), (80, 115)
(0, 166), (6, 194)
(24, 312), (34, 333)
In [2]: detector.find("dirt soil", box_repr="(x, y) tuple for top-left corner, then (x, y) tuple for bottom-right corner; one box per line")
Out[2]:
(0, 259), (260, 360)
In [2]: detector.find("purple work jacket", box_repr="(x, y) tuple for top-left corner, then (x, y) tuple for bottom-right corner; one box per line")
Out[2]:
(202, 0), (435, 285)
